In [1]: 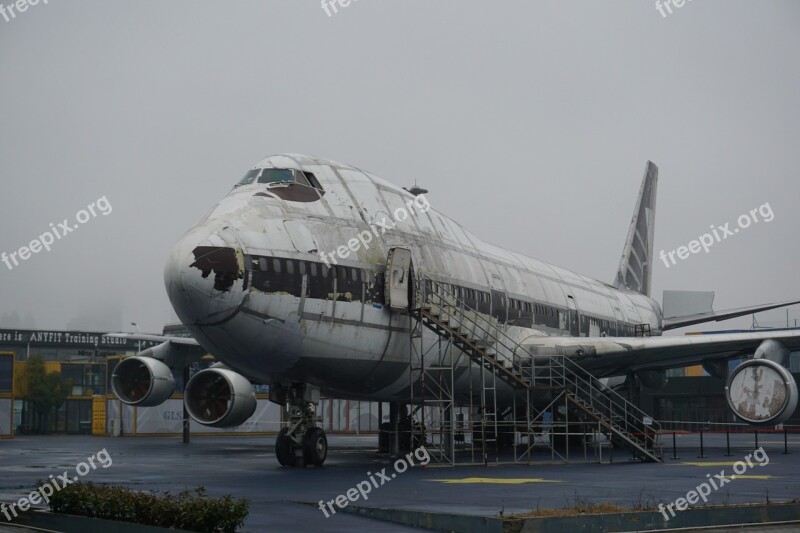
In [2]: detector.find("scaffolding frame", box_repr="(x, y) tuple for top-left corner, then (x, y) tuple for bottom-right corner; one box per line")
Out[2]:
(408, 274), (663, 466)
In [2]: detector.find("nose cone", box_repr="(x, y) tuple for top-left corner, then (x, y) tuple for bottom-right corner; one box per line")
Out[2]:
(164, 225), (249, 326)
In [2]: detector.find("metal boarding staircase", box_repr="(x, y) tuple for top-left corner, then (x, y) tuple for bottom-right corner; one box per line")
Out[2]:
(409, 275), (662, 463)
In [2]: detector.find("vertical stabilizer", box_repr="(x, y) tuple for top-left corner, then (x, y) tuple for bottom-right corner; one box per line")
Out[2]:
(613, 161), (658, 296)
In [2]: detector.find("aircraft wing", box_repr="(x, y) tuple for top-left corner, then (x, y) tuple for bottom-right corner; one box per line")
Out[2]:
(103, 333), (207, 368)
(662, 299), (800, 330)
(103, 333), (201, 346)
(522, 329), (800, 377)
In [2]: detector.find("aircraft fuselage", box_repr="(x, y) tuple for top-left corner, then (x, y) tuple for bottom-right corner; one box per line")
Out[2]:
(164, 154), (662, 402)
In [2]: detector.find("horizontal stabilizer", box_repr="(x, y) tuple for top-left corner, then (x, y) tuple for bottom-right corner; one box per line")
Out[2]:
(662, 299), (800, 331)
(662, 290), (715, 319)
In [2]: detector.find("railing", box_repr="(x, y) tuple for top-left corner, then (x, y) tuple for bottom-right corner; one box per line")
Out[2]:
(543, 356), (661, 452)
(414, 274), (661, 459)
(657, 420), (800, 433)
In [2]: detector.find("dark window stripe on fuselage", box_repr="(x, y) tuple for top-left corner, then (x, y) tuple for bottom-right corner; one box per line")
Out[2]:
(246, 255), (635, 336)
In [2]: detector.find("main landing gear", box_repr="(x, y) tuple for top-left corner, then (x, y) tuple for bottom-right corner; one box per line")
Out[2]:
(272, 383), (327, 467)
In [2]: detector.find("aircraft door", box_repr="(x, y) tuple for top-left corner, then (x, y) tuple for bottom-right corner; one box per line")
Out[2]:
(385, 247), (413, 312)
(566, 294), (580, 336)
(489, 272), (507, 324)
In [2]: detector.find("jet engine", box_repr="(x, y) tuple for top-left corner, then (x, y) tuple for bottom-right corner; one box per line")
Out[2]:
(185, 368), (257, 428)
(111, 356), (176, 407)
(726, 358), (798, 426)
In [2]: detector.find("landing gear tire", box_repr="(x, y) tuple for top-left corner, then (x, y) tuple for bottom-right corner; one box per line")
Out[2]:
(272, 383), (324, 467)
(275, 428), (297, 467)
(303, 427), (328, 466)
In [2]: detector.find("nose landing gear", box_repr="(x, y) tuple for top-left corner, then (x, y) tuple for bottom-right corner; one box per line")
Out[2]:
(272, 383), (327, 467)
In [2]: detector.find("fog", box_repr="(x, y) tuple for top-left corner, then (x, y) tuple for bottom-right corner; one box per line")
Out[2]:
(1, 0), (798, 334)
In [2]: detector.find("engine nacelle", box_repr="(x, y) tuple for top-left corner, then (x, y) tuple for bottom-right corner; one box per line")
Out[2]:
(726, 358), (798, 426)
(185, 368), (257, 428)
(111, 356), (176, 407)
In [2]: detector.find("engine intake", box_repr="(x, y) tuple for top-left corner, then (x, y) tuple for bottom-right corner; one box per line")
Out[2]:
(111, 356), (176, 407)
(185, 368), (257, 428)
(726, 358), (798, 426)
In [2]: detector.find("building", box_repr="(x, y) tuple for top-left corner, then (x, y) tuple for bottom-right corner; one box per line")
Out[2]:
(0, 352), (12, 438)
(0, 328), (162, 434)
(0, 327), (383, 436)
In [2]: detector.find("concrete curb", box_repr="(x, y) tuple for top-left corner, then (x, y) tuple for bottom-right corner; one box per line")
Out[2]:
(337, 502), (800, 532)
(8, 509), (194, 533)
(341, 505), (507, 533)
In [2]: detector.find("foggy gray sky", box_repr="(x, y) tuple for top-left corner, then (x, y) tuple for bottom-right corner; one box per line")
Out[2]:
(1, 1), (798, 334)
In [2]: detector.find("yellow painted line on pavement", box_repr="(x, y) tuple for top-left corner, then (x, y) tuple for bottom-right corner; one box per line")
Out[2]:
(427, 477), (561, 484)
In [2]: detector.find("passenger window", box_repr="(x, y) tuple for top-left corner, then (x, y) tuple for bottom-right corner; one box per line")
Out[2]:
(273, 259), (281, 273)
(310, 263), (318, 277)
(286, 261), (295, 275)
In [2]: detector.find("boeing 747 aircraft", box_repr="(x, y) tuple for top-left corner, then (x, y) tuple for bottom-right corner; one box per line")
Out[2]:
(109, 154), (800, 466)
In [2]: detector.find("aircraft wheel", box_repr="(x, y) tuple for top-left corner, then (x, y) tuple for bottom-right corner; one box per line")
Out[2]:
(303, 427), (328, 466)
(275, 428), (297, 467)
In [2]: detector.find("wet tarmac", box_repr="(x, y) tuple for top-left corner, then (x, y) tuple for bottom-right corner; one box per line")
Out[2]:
(0, 432), (798, 531)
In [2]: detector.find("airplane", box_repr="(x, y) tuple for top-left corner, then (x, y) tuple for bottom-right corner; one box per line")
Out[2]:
(109, 154), (800, 467)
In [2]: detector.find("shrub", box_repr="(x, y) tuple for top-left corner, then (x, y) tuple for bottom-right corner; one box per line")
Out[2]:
(41, 481), (248, 532)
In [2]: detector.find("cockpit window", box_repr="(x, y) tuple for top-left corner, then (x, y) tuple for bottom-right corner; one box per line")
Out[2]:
(294, 171), (312, 187)
(304, 172), (323, 190)
(258, 169), (296, 184)
(238, 169), (260, 186)
(235, 167), (325, 193)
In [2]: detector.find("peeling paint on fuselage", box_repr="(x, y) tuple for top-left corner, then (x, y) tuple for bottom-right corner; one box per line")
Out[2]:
(189, 246), (245, 292)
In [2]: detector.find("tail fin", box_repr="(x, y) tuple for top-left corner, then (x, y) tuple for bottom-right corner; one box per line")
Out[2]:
(613, 161), (658, 296)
